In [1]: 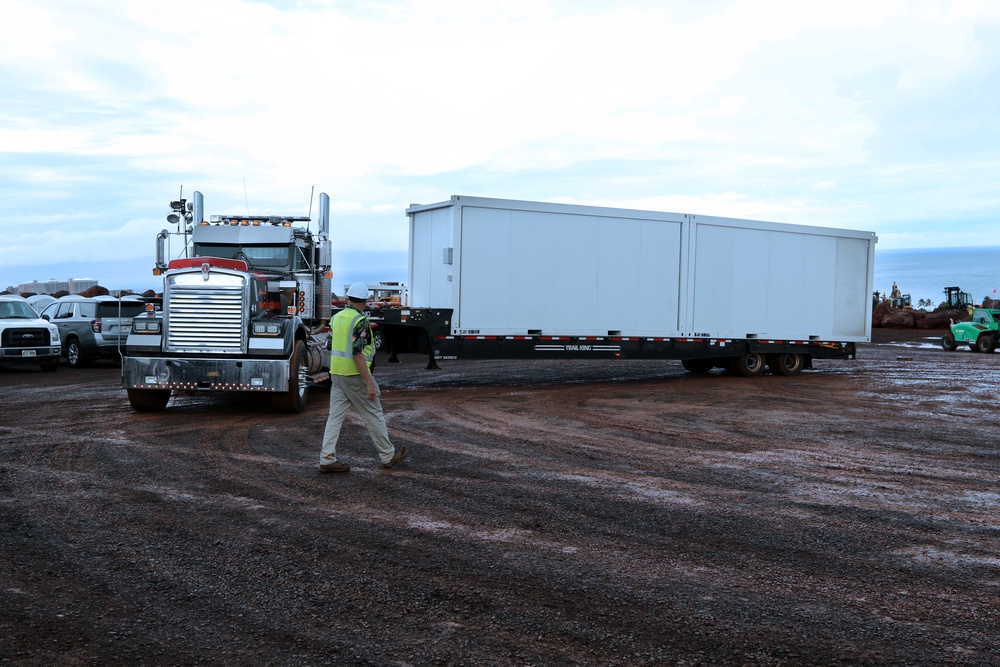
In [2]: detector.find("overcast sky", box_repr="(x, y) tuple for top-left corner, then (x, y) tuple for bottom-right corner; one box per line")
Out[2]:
(2, 0), (999, 292)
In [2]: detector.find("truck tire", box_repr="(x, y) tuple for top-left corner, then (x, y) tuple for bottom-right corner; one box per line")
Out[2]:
(941, 333), (956, 351)
(272, 340), (308, 413)
(730, 352), (765, 377)
(127, 388), (171, 411)
(66, 339), (91, 368)
(681, 358), (714, 374)
(769, 352), (803, 376)
(976, 334), (996, 353)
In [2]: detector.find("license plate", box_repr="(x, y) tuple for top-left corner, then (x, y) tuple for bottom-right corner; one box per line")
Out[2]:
(21, 350), (36, 357)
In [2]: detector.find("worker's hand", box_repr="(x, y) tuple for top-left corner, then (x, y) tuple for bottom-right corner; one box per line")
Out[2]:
(365, 379), (377, 401)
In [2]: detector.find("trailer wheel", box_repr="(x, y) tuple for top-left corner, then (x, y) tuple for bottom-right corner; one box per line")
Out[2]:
(976, 334), (996, 354)
(731, 352), (765, 377)
(941, 333), (956, 351)
(127, 388), (171, 412)
(272, 340), (308, 413)
(681, 359), (714, 374)
(769, 353), (803, 376)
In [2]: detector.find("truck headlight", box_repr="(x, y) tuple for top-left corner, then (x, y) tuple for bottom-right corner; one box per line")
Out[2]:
(252, 323), (282, 336)
(133, 319), (162, 333)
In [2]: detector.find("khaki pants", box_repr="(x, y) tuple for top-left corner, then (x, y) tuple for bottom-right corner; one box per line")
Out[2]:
(319, 374), (395, 465)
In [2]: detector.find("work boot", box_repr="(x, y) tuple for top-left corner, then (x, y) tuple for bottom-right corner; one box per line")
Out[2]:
(382, 447), (410, 469)
(319, 461), (351, 473)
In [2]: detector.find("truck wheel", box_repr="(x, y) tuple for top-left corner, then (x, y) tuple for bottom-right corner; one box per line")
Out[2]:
(730, 352), (765, 377)
(66, 339), (91, 368)
(127, 388), (171, 411)
(769, 353), (803, 376)
(976, 335), (996, 353)
(681, 359), (714, 374)
(941, 333), (956, 351)
(272, 340), (308, 413)
(373, 328), (384, 351)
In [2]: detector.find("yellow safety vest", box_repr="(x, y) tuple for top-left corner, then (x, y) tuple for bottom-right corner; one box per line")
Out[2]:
(329, 307), (374, 376)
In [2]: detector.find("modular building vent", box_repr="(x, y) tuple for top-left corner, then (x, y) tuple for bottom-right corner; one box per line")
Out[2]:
(165, 283), (247, 353)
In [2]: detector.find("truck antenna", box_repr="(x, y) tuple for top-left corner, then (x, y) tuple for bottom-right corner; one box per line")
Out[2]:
(307, 186), (315, 233)
(243, 177), (250, 216)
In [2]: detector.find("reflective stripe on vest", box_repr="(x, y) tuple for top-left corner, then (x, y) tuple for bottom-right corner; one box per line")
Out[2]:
(329, 308), (374, 375)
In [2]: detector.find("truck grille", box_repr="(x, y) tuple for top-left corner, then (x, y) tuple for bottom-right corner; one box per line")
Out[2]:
(2, 328), (51, 348)
(165, 285), (246, 353)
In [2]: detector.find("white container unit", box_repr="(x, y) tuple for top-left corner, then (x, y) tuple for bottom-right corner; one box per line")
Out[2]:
(406, 196), (875, 344)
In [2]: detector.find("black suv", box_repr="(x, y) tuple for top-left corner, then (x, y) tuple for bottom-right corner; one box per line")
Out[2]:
(41, 296), (146, 367)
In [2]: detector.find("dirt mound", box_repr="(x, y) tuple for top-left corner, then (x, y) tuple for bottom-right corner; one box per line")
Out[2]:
(873, 300), (966, 329)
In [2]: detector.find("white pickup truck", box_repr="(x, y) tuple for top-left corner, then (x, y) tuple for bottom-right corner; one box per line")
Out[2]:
(0, 295), (61, 371)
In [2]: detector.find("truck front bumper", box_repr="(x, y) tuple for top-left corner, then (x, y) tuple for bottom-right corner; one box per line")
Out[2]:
(122, 356), (291, 392)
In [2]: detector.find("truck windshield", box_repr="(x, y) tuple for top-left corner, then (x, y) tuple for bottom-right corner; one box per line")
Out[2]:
(195, 244), (291, 268)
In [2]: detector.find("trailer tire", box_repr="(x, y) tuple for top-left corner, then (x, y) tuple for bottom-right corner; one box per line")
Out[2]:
(681, 359), (714, 374)
(769, 352), (804, 376)
(127, 388), (171, 412)
(731, 352), (765, 377)
(272, 340), (308, 413)
(941, 333), (956, 351)
(976, 334), (996, 354)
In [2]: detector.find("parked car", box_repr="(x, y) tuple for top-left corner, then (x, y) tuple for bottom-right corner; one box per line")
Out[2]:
(0, 295), (61, 371)
(41, 295), (146, 367)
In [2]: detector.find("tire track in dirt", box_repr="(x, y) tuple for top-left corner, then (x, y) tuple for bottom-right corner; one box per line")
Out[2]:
(4, 335), (1000, 665)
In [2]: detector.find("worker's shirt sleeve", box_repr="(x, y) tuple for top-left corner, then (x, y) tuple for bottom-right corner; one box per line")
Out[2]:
(351, 317), (370, 356)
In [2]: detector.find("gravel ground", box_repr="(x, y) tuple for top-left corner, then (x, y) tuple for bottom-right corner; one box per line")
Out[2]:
(1, 329), (998, 666)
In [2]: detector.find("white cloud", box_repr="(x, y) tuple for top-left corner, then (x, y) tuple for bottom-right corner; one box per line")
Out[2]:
(3, 0), (1000, 289)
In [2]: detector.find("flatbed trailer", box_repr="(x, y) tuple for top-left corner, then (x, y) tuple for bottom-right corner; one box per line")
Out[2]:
(376, 196), (876, 377)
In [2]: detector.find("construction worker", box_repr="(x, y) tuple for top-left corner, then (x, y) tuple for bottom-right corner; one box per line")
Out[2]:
(318, 281), (410, 473)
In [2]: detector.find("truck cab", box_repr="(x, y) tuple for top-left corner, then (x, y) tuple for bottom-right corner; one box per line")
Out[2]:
(122, 191), (332, 413)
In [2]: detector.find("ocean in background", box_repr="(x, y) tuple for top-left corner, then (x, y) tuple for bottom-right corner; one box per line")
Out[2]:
(874, 246), (1000, 308)
(330, 250), (407, 297)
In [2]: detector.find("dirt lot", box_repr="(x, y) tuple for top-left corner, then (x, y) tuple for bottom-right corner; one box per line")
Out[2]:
(1, 329), (998, 666)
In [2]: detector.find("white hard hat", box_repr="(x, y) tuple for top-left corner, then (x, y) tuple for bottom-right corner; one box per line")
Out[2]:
(346, 282), (369, 300)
